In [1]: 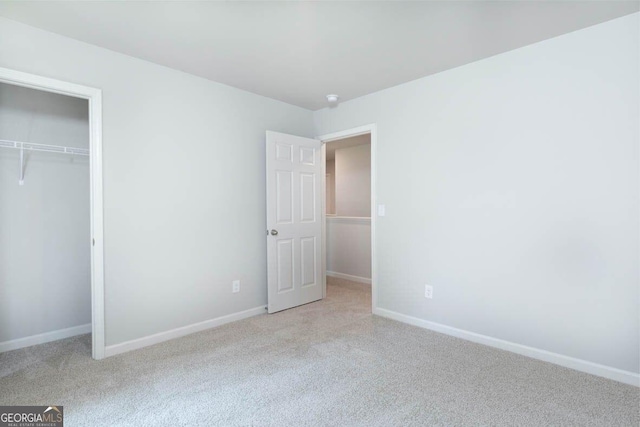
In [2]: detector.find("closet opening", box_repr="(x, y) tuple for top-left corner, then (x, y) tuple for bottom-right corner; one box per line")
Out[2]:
(0, 68), (104, 360)
(322, 130), (373, 312)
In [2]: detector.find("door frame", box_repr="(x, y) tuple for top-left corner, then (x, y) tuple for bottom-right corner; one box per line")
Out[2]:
(317, 124), (377, 311)
(0, 66), (106, 360)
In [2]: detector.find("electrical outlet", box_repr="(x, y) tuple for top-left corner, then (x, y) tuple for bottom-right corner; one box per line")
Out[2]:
(424, 285), (433, 299)
(232, 280), (240, 293)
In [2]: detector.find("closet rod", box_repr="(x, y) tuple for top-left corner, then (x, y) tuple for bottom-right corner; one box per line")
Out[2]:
(0, 138), (89, 156)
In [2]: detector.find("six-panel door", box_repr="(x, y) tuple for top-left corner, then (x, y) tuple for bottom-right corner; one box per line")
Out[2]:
(266, 131), (323, 313)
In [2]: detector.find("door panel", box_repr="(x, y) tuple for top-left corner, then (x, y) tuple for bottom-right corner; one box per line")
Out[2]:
(300, 146), (315, 165)
(276, 239), (294, 293)
(276, 171), (293, 224)
(300, 173), (316, 222)
(266, 131), (323, 313)
(300, 236), (317, 287)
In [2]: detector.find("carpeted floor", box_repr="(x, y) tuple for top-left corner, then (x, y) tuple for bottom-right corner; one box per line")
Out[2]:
(1, 277), (638, 426)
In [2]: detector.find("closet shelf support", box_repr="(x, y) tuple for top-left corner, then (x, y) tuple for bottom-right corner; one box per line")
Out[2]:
(19, 145), (24, 186)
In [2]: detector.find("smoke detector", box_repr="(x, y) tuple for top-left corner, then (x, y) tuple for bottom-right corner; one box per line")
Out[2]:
(326, 94), (339, 103)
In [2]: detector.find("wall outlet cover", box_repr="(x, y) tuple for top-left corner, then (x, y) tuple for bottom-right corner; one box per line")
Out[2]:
(425, 285), (433, 299)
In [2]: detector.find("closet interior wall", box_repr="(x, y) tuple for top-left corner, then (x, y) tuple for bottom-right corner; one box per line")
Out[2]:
(0, 82), (90, 346)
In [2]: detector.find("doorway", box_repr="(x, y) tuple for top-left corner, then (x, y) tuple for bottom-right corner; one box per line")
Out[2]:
(0, 67), (105, 360)
(319, 125), (377, 311)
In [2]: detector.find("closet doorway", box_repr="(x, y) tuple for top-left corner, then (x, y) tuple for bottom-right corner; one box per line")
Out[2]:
(320, 125), (376, 312)
(0, 68), (104, 359)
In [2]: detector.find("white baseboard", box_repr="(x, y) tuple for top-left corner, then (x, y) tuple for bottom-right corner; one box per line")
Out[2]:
(104, 305), (266, 358)
(0, 323), (91, 353)
(373, 307), (639, 387)
(327, 271), (371, 285)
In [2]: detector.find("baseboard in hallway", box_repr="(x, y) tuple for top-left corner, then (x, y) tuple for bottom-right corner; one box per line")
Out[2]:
(326, 271), (371, 285)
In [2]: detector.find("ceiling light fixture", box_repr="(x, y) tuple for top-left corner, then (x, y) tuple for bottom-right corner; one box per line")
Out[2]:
(326, 94), (339, 104)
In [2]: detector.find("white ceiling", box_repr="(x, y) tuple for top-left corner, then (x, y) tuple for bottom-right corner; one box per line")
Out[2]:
(0, 1), (637, 110)
(326, 134), (371, 160)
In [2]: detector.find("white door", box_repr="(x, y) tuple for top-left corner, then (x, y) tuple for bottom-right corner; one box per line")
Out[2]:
(266, 131), (323, 313)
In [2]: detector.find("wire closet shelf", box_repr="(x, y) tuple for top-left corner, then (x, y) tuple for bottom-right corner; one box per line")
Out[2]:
(0, 138), (90, 185)
(0, 138), (90, 156)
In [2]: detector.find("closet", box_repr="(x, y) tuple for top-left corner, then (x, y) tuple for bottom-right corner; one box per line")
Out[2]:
(0, 82), (91, 352)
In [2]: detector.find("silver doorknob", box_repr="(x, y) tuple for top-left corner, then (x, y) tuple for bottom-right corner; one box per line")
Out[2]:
(270, 229), (278, 236)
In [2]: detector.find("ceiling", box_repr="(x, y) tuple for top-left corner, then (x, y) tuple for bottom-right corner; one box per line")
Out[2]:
(326, 134), (370, 160)
(0, 1), (637, 110)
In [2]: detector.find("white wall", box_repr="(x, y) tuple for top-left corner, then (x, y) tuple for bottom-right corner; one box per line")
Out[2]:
(314, 14), (640, 374)
(0, 83), (90, 343)
(335, 143), (371, 217)
(326, 159), (335, 215)
(326, 217), (371, 282)
(0, 17), (314, 347)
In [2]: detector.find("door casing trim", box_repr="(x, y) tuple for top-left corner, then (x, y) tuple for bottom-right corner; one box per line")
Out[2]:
(0, 66), (105, 359)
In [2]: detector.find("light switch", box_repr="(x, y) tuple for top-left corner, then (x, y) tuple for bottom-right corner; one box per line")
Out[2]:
(378, 204), (386, 217)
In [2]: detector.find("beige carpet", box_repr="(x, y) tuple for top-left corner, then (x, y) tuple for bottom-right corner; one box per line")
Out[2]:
(1, 277), (638, 426)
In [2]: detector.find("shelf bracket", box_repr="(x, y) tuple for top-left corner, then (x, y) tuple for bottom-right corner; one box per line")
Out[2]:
(19, 144), (25, 186)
